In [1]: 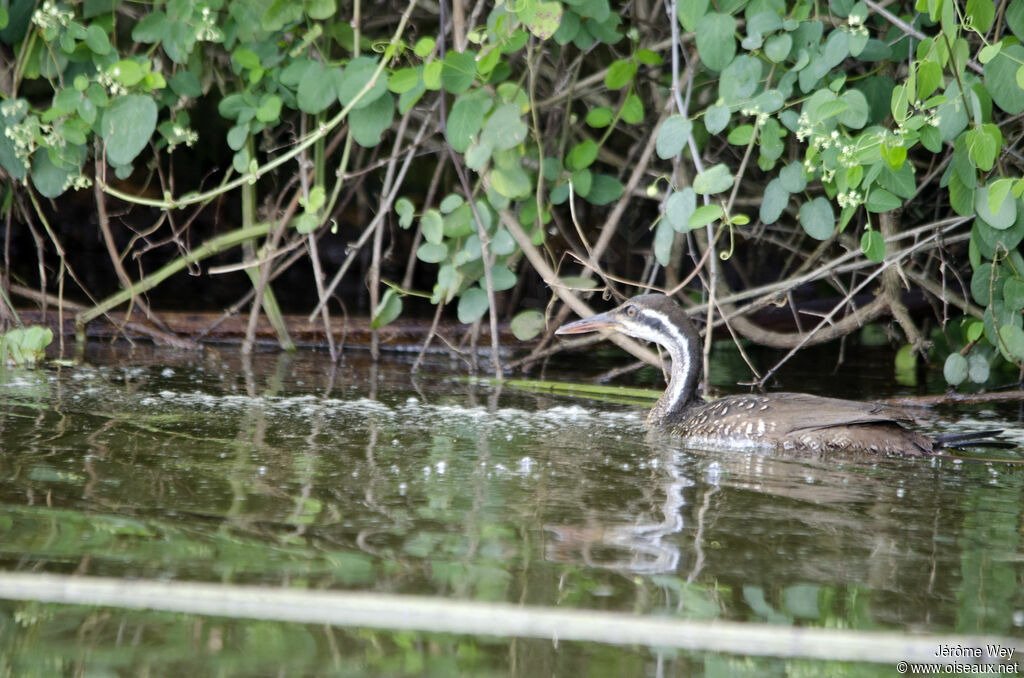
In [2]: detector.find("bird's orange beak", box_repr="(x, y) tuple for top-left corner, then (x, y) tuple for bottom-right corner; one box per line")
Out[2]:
(554, 310), (619, 335)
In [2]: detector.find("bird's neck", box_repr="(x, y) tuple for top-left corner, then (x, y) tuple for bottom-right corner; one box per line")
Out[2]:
(645, 314), (702, 427)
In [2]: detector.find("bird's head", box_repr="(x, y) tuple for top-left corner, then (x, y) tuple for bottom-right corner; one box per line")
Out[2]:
(555, 294), (695, 351)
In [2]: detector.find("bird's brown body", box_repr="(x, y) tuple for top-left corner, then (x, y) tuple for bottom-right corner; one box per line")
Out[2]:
(556, 294), (991, 457)
(660, 393), (934, 456)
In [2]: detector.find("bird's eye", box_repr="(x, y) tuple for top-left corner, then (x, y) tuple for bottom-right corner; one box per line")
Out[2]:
(625, 305), (637, 318)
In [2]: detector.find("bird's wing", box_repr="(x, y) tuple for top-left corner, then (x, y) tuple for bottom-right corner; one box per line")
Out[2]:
(704, 393), (917, 436)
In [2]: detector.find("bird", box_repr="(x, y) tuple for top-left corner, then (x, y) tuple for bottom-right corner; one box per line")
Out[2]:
(555, 293), (1002, 457)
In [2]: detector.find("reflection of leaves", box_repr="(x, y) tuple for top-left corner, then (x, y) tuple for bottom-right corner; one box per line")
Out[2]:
(956, 480), (1023, 632)
(430, 561), (511, 601)
(649, 575), (723, 620)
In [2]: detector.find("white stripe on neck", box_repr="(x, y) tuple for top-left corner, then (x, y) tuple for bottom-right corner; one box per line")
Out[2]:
(639, 308), (692, 414)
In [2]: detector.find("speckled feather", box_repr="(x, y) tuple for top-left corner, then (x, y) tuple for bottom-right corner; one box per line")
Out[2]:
(662, 393), (934, 456)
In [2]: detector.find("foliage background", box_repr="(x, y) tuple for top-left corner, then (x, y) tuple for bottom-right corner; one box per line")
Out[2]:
(1, 0), (1023, 386)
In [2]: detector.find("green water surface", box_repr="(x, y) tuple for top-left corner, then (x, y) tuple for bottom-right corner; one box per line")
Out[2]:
(0, 343), (1022, 677)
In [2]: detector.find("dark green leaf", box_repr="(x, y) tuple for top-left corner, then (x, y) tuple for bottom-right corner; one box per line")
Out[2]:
(421, 208), (443, 244)
(865, 188), (901, 213)
(968, 352), (990, 383)
(861, 229), (885, 262)
(298, 62), (336, 114)
(0, 130), (27, 181)
(952, 132), (976, 189)
(132, 11), (166, 42)
(226, 124), (247, 151)
(256, 94), (282, 122)
(604, 59), (636, 89)
(689, 204), (724, 229)
(491, 228), (517, 255)
(388, 68), (420, 94)
(779, 161), (806, 193)
(102, 94), (157, 166)
(665, 187), (697, 232)
(444, 204), (474, 238)
(553, 10), (580, 45)
(943, 353), (968, 385)
(693, 163), (734, 195)
(517, 0), (563, 39)
(1008, 0), (1024, 40)
(511, 309), (545, 340)
(110, 59), (143, 87)
(440, 194), (464, 213)
(837, 90), (869, 128)
(465, 141), (493, 171)
(337, 56), (387, 109)
(727, 125), (754, 145)
(560, 275), (598, 290)
(490, 164), (532, 198)
(760, 178), (789, 224)
(984, 44), (1024, 114)
(85, 24), (110, 54)
(31, 149), (73, 198)
(621, 94), (644, 123)
(305, 0), (336, 21)
(965, 123), (1001, 171)
(966, 0), (995, 33)
(704, 104), (730, 134)
(656, 115), (692, 159)
(417, 242), (448, 263)
(571, 168), (592, 196)
(973, 212), (1024, 257)
(586, 106), (614, 128)
(457, 287), (490, 323)
(719, 54), (762, 105)
(489, 264), (517, 291)
(584, 174), (623, 205)
(481, 103), (528, 151)
(765, 33), (791, 62)
(695, 12), (736, 72)
(395, 197), (414, 228)
(169, 71), (201, 97)
(998, 324), (1024, 361)
(371, 289), (402, 329)
(677, 0), (709, 32)
(349, 92), (393, 147)
(876, 162), (916, 199)
(1005, 277), (1024, 311)
(441, 51), (477, 94)
(263, 0), (303, 30)
(798, 197), (835, 240)
(567, 139), (598, 170)
(575, 0), (609, 21)
(985, 298), (1022, 346)
(654, 217), (675, 265)
(976, 181), (1017, 230)
(971, 263), (998, 306)
(447, 94), (489, 153)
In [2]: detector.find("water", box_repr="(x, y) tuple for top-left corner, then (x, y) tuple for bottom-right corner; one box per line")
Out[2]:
(0, 343), (1023, 676)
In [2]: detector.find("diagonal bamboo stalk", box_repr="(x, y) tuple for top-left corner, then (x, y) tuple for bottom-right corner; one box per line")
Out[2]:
(75, 223), (272, 335)
(0, 572), (1017, 665)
